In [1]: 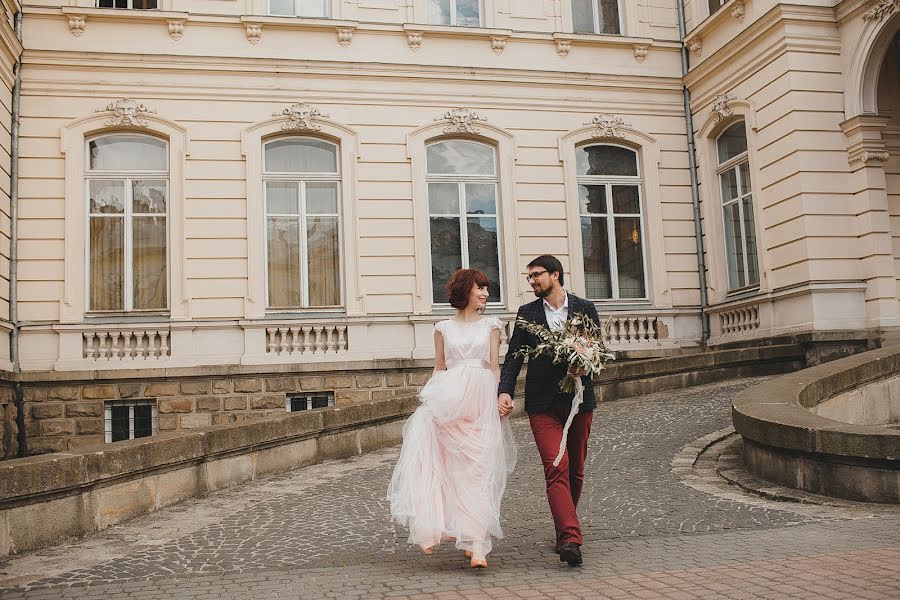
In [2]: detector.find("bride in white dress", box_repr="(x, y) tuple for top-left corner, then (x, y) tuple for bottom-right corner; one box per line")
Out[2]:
(387, 269), (517, 568)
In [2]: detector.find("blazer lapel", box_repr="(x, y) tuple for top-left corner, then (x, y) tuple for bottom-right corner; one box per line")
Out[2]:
(532, 298), (549, 328)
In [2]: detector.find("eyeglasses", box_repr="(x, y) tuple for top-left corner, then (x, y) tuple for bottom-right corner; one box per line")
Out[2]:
(525, 270), (548, 282)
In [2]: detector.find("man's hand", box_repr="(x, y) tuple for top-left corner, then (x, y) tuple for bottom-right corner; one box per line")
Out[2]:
(568, 366), (588, 378)
(498, 392), (514, 418)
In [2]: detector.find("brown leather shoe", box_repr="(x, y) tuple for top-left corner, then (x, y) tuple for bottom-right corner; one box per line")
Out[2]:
(558, 542), (582, 567)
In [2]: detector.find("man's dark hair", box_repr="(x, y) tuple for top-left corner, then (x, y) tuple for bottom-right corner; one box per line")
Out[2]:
(526, 254), (564, 286)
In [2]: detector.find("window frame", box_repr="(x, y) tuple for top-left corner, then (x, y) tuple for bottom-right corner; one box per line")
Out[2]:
(426, 0), (483, 27)
(84, 133), (170, 314)
(425, 138), (504, 306)
(96, 0), (159, 9)
(262, 136), (344, 311)
(267, 0), (331, 18)
(104, 399), (158, 443)
(286, 391), (335, 411)
(571, 0), (623, 35)
(707, 0), (727, 17)
(576, 143), (649, 302)
(715, 122), (760, 293)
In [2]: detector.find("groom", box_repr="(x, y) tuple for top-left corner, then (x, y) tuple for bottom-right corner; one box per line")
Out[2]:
(498, 254), (601, 567)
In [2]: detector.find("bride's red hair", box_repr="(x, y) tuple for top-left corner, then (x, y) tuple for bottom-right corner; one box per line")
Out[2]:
(446, 269), (490, 309)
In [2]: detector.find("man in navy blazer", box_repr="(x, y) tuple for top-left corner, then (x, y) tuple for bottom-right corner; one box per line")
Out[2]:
(498, 255), (601, 567)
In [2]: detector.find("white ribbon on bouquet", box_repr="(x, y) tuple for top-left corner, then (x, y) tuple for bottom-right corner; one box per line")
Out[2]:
(552, 376), (584, 467)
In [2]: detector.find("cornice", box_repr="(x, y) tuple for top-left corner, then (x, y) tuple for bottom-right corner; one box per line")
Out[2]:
(835, 0), (879, 23)
(683, 4), (839, 91)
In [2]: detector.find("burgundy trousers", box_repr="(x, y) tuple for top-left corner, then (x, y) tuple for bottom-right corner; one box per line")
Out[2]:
(528, 400), (594, 546)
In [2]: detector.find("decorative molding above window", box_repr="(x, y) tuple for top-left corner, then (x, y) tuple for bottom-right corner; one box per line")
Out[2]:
(848, 150), (890, 165)
(584, 114), (631, 139)
(407, 30), (423, 51)
(632, 44), (649, 63)
(863, 0), (899, 21)
(168, 19), (184, 41)
(95, 98), (157, 128)
(491, 35), (507, 55)
(556, 39), (572, 58)
(435, 107), (487, 134)
(246, 22), (263, 44)
(712, 93), (737, 123)
(273, 102), (330, 131)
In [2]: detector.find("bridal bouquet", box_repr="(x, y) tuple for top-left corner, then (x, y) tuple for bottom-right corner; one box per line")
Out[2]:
(513, 314), (615, 392)
(513, 314), (615, 466)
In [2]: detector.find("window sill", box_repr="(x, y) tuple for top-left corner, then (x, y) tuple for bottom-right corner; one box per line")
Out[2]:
(403, 22), (511, 39)
(60, 6), (189, 22)
(241, 14), (357, 30)
(82, 312), (171, 323)
(724, 286), (761, 301)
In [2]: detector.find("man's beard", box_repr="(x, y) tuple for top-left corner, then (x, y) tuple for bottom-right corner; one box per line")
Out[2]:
(532, 286), (550, 298)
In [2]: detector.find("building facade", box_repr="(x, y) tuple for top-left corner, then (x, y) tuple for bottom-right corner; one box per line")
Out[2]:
(0, 0), (897, 455)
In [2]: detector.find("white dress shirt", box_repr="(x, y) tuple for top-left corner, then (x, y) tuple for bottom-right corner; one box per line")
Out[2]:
(543, 292), (569, 331)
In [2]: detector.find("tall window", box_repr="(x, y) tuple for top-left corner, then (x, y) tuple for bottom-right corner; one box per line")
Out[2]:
(717, 122), (759, 291)
(426, 139), (501, 303)
(97, 0), (157, 8)
(708, 0), (726, 16)
(87, 134), (168, 312)
(269, 0), (329, 17)
(578, 144), (646, 300)
(572, 0), (621, 34)
(264, 137), (342, 308)
(427, 0), (481, 26)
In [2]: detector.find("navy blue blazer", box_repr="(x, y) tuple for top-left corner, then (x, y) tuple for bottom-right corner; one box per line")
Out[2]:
(498, 292), (601, 414)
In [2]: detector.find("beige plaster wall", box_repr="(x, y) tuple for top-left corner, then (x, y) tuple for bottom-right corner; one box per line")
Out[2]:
(0, 0), (19, 372)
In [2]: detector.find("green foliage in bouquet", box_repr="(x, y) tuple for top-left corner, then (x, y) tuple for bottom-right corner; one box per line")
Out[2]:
(513, 315), (616, 393)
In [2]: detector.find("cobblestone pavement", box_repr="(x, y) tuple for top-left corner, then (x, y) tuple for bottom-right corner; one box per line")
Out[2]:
(1, 377), (899, 599)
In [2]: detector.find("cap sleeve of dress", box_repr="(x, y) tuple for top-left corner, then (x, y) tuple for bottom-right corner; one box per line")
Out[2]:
(434, 320), (449, 335)
(487, 316), (503, 331)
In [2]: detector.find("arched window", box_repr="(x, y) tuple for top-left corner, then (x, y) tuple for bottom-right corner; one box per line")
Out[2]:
(86, 134), (168, 312)
(577, 144), (646, 300)
(264, 137), (342, 308)
(572, 0), (621, 34)
(426, 139), (501, 303)
(716, 122), (759, 290)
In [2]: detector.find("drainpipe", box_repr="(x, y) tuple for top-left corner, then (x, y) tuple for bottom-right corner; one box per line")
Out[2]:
(676, 0), (710, 346)
(10, 10), (24, 456)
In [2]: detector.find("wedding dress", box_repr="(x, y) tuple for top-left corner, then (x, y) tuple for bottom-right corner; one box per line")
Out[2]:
(387, 317), (517, 557)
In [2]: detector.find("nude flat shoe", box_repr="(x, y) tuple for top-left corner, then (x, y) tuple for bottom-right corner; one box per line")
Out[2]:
(422, 546), (433, 555)
(470, 556), (487, 568)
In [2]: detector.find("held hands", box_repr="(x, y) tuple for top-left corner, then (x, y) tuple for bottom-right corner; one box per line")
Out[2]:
(497, 392), (514, 418)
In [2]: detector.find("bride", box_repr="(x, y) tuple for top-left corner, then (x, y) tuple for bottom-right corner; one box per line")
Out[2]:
(387, 268), (517, 568)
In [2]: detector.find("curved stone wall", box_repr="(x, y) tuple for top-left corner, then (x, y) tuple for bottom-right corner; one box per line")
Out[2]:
(732, 346), (900, 503)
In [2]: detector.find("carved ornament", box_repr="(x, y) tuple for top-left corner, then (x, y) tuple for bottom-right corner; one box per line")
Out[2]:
(556, 39), (571, 58)
(436, 108), (488, 134)
(68, 15), (86, 37)
(491, 35), (508, 55)
(337, 28), (353, 47)
(584, 114), (631, 139)
(246, 22), (262, 45)
(407, 30), (423, 51)
(96, 98), (157, 128)
(712, 93), (736, 123)
(732, 1), (746, 23)
(848, 150), (890, 165)
(687, 37), (702, 56)
(168, 20), (184, 42)
(633, 44), (649, 63)
(863, 0), (899, 21)
(274, 103), (330, 131)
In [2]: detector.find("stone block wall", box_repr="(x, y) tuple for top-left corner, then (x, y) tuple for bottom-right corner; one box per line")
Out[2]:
(0, 385), (15, 459)
(21, 368), (431, 455)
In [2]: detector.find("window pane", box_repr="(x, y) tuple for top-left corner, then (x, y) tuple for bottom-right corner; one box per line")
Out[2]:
(428, 182), (460, 214)
(598, 0), (620, 34)
(132, 180), (166, 214)
(738, 161), (752, 194)
(723, 202), (746, 289)
(577, 145), (637, 176)
(743, 196), (760, 286)
(582, 216), (612, 299)
(110, 405), (129, 442)
(614, 217), (646, 298)
(717, 122), (748, 163)
(133, 0), (158, 8)
(430, 217), (462, 303)
(467, 217), (500, 302)
(299, 0), (327, 17)
(427, 0), (451, 24)
(572, 0), (595, 33)
(270, 0), (293, 15)
(457, 0), (481, 26)
(98, 0), (113, 7)
(708, 0), (725, 15)
(266, 181), (299, 214)
(426, 141), (495, 175)
(579, 185), (607, 214)
(133, 405), (154, 439)
(89, 135), (166, 171)
(290, 398), (310, 411)
(265, 139), (338, 173)
(612, 185), (640, 214)
(719, 168), (738, 203)
(89, 180), (125, 214)
(311, 395), (331, 409)
(307, 216), (341, 306)
(267, 217), (301, 306)
(115, 0), (127, 7)
(306, 181), (339, 214)
(90, 217), (124, 311)
(133, 216), (167, 310)
(465, 183), (496, 214)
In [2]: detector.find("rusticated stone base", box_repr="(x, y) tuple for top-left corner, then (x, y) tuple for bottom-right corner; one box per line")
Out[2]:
(0, 385), (16, 460)
(742, 437), (900, 504)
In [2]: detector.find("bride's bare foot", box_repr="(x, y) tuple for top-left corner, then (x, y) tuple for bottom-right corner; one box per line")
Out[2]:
(470, 556), (487, 568)
(422, 546), (433, 555)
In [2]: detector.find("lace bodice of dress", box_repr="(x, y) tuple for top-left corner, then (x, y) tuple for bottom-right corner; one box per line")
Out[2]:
(435, 317), (502, 368)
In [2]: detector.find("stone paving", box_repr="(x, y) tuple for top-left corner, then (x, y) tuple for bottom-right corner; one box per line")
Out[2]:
(1, 377), (899, 599)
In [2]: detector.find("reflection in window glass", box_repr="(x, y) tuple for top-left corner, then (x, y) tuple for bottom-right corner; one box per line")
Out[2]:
(716, 122), (759, 290)
(572, 0), (620, 34)
(426, 140), (495, 175)
(89, 135), (166, 171)
(427, 0), (480, 26)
